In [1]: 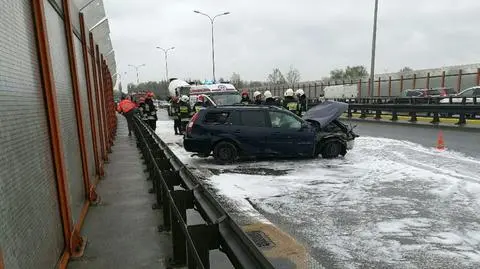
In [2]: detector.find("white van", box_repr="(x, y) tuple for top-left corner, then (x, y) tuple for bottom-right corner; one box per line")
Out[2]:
(322, 85), (358, 99)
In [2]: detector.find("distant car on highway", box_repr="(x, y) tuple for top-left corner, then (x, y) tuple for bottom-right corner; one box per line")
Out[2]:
(157, 100), (170, 109)
(183, 101), (358, 164)
(439, 86), (480, 104)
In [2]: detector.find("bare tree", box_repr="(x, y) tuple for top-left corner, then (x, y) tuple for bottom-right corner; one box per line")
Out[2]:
(286, 65), (301, 86)
(267, 68), (286, 84)
(230, 72), (243, 88)
(399, 66), (413, 73)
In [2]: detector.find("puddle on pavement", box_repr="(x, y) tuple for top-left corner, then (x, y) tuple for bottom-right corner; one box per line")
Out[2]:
(208, 167), (292, 176)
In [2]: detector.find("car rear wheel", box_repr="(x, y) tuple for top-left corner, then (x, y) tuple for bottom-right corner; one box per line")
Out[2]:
(213, 141), (238, 164)
(321, 141), (344, 159)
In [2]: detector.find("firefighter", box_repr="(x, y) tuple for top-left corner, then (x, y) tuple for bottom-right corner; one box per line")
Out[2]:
(144, 92), (157, 131)
(283, 88), (300, 115)
(178, 95), (192, 134)
(171, 96), (181, 135)
(264, 90), (277, 106)
(240, 90), (251, 104)
(116, 95), (137, 136)
(295, 88), (308, 116)
(193, 95), (206, 113)
(137, 97), (149, 125)
(253, 91), (262, 105)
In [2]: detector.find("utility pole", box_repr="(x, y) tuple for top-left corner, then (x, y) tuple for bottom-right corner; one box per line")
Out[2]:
(194, 10), (231, 83)
(370, 0), (379, 97)
(128, 64), (146, 84)
(156, 46), (175, 82)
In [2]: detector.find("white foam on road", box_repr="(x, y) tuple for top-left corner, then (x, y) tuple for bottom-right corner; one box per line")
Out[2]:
(155, 119), (480, 268)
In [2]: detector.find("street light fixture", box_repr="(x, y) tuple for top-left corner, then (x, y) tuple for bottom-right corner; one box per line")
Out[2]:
(370, 0), (379, 97)
(156, 46), (175, 82)
(193, 10), (231, 83)
(128, 64), (146, 84)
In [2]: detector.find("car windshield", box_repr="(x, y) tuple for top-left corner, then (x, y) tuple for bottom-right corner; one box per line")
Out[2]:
(209, 93), (242, 105)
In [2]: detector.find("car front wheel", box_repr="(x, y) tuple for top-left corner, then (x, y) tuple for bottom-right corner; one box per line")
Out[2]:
(321, 141), (344, 159)
(213, 141), (238, 164)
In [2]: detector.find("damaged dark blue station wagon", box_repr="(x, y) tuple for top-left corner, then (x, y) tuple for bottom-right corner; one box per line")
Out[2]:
(183, 101), (358, 164)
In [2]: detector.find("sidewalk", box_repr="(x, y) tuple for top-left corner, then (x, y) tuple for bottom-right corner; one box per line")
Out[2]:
(68, 116), (172, 269)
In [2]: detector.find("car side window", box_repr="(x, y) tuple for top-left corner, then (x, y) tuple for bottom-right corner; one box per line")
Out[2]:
(240, 110), (267, 127)
(204, 111), (231, 125)
(268, 111), (302, 129)
(473, 88), (480, 96)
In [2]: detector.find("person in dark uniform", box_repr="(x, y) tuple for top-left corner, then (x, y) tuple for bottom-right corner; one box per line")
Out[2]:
(240, 90), (251, 104)
(295, 89), (308, 116)
(253, 91), (262, 105)
(178, 95), (192, 134)
(144, 92), (157, 131)
(137, 97), (149, 125)
(263, 90), (277, 106)
(171, 96), (181, 135)
(283, 88), (300, 115)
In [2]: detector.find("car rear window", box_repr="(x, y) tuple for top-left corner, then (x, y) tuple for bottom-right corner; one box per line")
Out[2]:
(204, 111), (231, 125)
(240, 110), (266, 127)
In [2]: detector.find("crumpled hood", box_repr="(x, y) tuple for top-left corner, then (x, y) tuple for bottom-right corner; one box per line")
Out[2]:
(302, 100), (348, 128)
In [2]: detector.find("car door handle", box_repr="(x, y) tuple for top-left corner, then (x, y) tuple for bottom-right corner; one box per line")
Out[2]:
(234, 129), (241, 133)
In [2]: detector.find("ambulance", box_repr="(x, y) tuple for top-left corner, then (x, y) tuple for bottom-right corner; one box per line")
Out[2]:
(188, 83), (241, 107)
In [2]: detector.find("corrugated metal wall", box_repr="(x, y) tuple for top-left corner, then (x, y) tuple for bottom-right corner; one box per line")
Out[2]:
(0, 0), (64, 268)
(43, 1), (85, 224)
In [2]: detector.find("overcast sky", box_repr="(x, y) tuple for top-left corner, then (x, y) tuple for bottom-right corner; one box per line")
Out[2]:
(103, 0), (480, 85)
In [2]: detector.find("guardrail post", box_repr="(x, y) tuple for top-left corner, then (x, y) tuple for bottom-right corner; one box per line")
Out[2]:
(374, 109), (382, 120)
(409, 111), (418, 122)
(412, 74), (417, 89)
(360, 109), (367, 118)
(170, 189), (194, 266)
(187, 224), (220, 269)
(457, 97), (467, 125)
(431, 112), (440, 124)
(391, 111), (398, 121)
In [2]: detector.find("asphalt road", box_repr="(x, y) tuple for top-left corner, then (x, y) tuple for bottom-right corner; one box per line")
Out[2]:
(155, 109), (480, 269)
(346, 120), (480, 159)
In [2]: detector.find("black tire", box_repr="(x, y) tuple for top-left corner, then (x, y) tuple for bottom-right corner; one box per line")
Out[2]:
(213, 141), (238, 164)
(321, 141), (344, 159)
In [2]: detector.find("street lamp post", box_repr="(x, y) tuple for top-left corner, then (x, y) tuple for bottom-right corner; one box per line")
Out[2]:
(370, 0), (379, 97)
(156, 46), (175, 82)
(128, 64), (146, 84)
(193, 10), (230, 83)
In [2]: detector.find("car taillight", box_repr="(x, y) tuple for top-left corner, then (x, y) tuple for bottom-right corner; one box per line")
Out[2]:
(187, 112), (200, 134)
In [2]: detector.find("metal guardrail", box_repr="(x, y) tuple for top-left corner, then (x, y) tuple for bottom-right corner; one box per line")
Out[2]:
(304, 97), (480, 125)
(132, 116), (275, 269)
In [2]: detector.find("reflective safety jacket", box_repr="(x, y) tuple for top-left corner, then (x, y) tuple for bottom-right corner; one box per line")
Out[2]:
(283, 96), (300, 115)
(116, 99), (136, 114)
(178, 101), (191, 121)
(193, 102), (206, 113)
